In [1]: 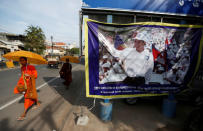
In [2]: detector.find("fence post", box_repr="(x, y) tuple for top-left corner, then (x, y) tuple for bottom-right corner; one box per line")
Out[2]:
(99, 15), (113, 122)
(162, 93), (177, 118)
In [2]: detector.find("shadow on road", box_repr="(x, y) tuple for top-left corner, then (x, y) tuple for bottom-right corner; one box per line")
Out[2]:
(0, 97), (62, 131)
(17, 96), (63, 131)
(18, 97), (24, 103)
(43, 64), (101, 117)
(43, 67), (87, 105)
(41, 63), (187, 131)
(0, 118), (14, 131)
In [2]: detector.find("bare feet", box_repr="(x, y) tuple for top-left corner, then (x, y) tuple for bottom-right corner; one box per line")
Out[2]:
(32, 106), (38, 110)
(37, 102), (40, 107)
(17, 114), (26, 121)
(32, 102), (40, 110)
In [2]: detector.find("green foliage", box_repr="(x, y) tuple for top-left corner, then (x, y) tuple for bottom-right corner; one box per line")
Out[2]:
(24, 25), (46, 54)
(70, 48), (79, 55)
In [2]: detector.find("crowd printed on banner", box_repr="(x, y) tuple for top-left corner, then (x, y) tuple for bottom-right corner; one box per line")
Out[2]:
(179, 0), (203, 7)
(98, 26), (193, 85)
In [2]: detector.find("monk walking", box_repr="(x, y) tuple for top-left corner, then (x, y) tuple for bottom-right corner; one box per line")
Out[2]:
(59, 58), (72, 89)
(14, 57), (40, 121)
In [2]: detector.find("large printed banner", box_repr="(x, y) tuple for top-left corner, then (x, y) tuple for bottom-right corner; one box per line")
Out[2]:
(85, 19), (203, 98)
(82, 0), (203, 17)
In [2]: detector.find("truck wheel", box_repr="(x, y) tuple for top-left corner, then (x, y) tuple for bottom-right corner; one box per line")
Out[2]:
(55, 65), (59, 69)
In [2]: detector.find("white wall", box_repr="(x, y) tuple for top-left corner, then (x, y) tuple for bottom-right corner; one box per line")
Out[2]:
(45, 49), (65, 55)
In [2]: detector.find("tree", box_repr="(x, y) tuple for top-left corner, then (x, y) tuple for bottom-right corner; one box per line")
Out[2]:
(70, 48), (79, 55)
(24, 25), (46, 54)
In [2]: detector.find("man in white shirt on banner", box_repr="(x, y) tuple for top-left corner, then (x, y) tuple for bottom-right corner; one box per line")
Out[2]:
(99, 31), (154, 85)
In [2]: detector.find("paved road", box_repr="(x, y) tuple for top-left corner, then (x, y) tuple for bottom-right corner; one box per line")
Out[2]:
(0, 65), (60, 106)
(0, 63), (191, 131)
(0, 63), (86, 131)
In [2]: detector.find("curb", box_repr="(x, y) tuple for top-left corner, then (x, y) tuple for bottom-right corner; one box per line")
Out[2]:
(0, 66), (20, 72)
(0, 61), (20, 72)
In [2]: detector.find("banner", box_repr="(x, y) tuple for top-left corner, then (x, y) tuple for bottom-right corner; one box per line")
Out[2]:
(82, 0), (203, 17)
(85, 19), (203, 98)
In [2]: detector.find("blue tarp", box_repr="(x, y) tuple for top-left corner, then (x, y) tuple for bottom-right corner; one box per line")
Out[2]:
(82, 0), (203, 17)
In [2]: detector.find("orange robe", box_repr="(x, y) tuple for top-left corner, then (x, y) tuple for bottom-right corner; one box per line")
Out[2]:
(14, 65), (38, 110)
(60, 63), (72, 86)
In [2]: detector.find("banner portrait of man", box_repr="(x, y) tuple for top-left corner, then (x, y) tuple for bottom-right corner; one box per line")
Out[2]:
(85, 19), (203, 98)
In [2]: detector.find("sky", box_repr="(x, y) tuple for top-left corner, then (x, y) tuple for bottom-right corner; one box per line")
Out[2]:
(0, 0), (81, 45)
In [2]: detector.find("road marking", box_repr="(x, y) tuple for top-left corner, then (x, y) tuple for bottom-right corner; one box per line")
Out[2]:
(0, 96), (24, 111)
(0, 64), (80, 111)
(36, 76), (59, 90)
(0, 76), (59, 111)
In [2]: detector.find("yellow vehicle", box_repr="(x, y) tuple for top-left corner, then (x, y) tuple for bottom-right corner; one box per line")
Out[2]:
(46, 55), (61, 69)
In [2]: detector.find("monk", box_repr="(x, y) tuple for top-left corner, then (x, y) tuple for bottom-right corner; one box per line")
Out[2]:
(59, 58), (72, 88)
(14, 57), (40, 121)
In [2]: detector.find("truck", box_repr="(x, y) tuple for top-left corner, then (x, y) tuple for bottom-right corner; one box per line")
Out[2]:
(46, 55), (61, 69)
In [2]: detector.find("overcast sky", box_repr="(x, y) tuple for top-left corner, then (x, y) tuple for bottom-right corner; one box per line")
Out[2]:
(0, 0), (81, 45)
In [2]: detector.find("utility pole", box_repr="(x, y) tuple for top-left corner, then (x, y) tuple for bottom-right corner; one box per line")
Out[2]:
(79, 10), (83, 56)
(51, 36), (53, 56)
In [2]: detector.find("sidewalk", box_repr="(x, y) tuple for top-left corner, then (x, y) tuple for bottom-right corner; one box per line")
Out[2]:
(58, 65), (190, 131)
(0, 64), (193, 131)
(60, 93), (188, 131)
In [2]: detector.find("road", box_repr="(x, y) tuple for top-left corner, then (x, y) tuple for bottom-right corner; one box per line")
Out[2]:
(0, 63), (88, 131)
(0, 63), (191, 131)
(0, 65), (60, 106)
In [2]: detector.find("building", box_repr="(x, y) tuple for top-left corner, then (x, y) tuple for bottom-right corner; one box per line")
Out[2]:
(67, 42), (77, 49)
(54, 42), (67, 49)
(44, 42), (67, 56)
(0, 33), (25, 61)
(44, 40), (80, 56)
(44, 45), (66, 56)
(44, 40), (52, 46)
